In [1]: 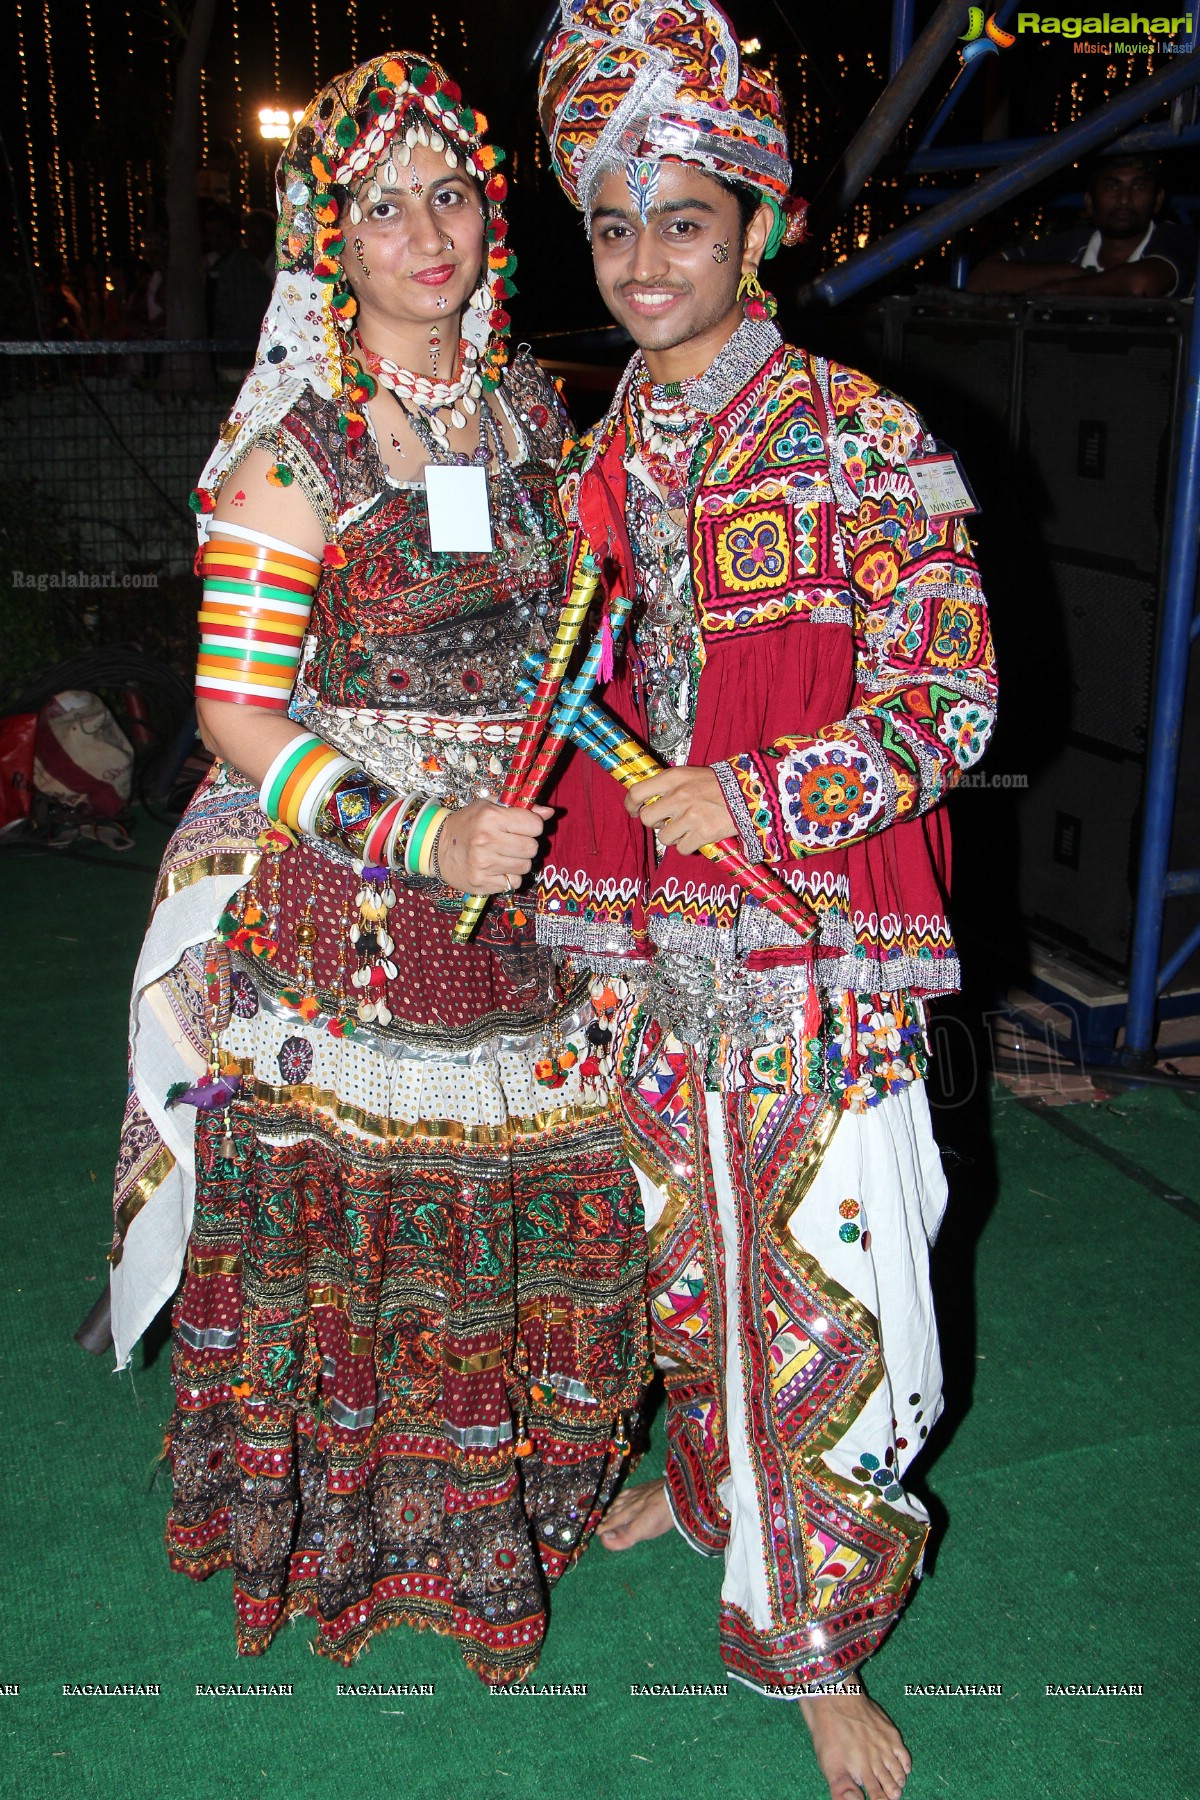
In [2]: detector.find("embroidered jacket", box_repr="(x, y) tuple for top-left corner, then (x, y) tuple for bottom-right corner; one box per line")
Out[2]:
(536, 323), (997, 1004)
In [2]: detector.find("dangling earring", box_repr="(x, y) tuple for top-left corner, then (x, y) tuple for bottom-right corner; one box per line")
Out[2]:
(462, 277), (493, 352)
(353, 236), (370, 279)
(737, 267), (777, 322)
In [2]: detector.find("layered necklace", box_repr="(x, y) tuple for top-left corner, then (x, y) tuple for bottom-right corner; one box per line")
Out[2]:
(356, 334), (483, 448)
(632, 370), (706, 511)
(628, 370), (708, 764)
(625, 318), (785, 764)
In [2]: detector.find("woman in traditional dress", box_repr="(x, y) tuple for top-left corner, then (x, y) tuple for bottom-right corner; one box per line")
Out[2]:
(107, 52), (647, 1685)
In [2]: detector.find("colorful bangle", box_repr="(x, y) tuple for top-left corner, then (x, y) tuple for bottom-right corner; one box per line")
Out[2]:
(362, 791), (414, 867)
(262, 739), (442, 878)
(260, 734), (355, 835)
(389, 798), (425, 873)
(277, 745), (348, 831)
(260, 734), (322, 821)
(383, 793), (424, 868)
(428, 810), (450, 884)
(296, 754), (359, 836)
(314, 768), (392, 858)
(420, 809), (450, 878)
(405, 799), (448, 878)
(195, 527), (321, 713)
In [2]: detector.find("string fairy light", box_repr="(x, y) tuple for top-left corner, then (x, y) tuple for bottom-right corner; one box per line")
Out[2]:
(159, 0), (172, 101)
(231, 0), (249, 196)
(66, 160), (80, 262)
(41, 0), (68, 260)
(269, 0), (281, 94)
(349, 0), (359, 65)
(87, 168), (100, 262)
(83, 0), (102, 127)
(96, 174), (111, 266)
(311, 0), (321, 89)
(14, 0), (40, 264)
(83, 0), (110, 265)
(127, 159), (137, 258)
(200, 66), (210, 165)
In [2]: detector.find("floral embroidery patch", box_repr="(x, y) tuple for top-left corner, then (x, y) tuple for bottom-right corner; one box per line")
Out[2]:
(712, 505), (793, 596)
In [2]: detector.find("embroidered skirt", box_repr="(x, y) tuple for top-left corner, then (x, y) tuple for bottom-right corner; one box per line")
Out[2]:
(114, 782), (647, 1684)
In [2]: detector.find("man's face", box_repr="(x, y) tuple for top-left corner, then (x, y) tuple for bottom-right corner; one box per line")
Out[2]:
(589, 161), (770, 373)
(1086, 163), (1163, 241)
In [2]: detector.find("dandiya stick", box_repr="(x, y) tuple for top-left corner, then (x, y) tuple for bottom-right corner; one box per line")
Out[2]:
(510, 586), (635, 806)
(452, 549), (601, 944)
(518, 678), (819, 942)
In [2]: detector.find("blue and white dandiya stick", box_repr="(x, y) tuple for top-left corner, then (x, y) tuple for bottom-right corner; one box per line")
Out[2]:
(510, 584), (635, 805)
(516, 674), (819, 942)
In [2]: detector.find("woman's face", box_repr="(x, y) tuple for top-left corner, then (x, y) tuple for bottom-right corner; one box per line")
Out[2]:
(340, 140), (486, 333)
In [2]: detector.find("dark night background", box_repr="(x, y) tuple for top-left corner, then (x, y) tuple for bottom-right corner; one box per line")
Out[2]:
(3, 0), (1197, 342)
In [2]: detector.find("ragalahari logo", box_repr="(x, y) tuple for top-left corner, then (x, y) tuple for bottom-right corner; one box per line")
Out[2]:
(960, 7), (1019, 57)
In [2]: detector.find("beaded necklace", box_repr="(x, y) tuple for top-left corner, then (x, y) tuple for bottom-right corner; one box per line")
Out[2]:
(356, 334), (484, 449)
(626, 375), (708, 764)
(631, 370), (707, 511)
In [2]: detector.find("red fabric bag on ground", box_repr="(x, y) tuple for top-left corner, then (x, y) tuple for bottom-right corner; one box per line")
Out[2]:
(33, 689), (133, 818)
(0, 712), (37, 829)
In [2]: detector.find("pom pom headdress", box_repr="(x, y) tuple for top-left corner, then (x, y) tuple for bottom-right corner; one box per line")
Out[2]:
(538, 0), (806, 255)
(194, 53), (515, 532)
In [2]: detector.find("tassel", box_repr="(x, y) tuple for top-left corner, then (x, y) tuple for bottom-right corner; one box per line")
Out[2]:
(845, 990), (862, 1084)
(804, 956), (822, 1042)
(598, 595), (615, 684)
(166, 1073), (242, 1111)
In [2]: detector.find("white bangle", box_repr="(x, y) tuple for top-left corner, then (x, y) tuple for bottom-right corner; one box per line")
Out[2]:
(296, 753), (358, 837)
(259, 734), (318, 819)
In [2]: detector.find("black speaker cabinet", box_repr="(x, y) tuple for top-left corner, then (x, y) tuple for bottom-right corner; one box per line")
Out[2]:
(821, 295), (1200, 987)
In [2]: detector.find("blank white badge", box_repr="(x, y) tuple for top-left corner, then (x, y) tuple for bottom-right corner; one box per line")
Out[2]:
(424, 464), (494, 553)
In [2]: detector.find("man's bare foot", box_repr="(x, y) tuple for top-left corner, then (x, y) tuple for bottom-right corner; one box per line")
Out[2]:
(598, 1477), (676, 1550)
(799, 1680), (912, 1800)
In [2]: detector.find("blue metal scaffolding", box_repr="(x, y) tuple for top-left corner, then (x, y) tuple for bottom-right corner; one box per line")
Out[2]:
(800, 21), (1200, 1064)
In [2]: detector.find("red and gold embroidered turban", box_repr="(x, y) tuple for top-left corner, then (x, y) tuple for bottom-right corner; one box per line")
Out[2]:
(538, 0), (803, 253)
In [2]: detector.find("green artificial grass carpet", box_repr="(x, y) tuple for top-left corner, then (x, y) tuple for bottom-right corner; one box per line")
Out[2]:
(1, 819), (1194, 1800)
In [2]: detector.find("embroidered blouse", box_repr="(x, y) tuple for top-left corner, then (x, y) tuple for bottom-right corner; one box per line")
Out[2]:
(536, 319), (998, 1040)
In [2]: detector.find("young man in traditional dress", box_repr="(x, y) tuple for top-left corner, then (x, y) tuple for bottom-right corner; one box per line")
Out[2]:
(535, 6), (997, 1796)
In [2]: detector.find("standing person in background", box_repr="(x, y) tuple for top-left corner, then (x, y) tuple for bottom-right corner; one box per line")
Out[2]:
(42, 255), (87, 339)
(967, 151), (1197, 298)
(203, 203), (274, 376)
(538, 5), (997, 1796)
(107, 52), (646, 1685)
(243, 208), (277, 282)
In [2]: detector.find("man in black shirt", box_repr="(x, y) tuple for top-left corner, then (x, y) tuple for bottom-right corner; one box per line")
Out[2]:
(967, 151), (1196, 298)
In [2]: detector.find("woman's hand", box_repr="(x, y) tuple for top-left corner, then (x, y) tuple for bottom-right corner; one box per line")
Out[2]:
(626, 767), (736, 855)
(434, 799), (555, 894)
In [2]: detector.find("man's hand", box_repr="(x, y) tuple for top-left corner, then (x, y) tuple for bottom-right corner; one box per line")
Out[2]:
(626, 766), (737, 855)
